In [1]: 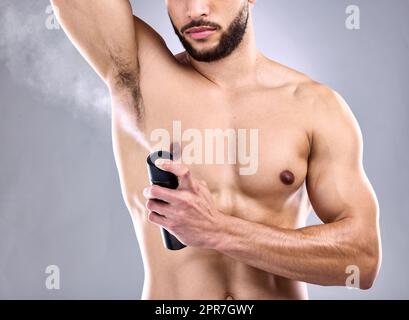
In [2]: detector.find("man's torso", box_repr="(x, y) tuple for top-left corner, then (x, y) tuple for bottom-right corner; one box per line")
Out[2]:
(110, 52), (318, 299)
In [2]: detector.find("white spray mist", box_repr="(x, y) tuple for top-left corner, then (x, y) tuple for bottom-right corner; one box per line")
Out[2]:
(0, 1), (111, 122)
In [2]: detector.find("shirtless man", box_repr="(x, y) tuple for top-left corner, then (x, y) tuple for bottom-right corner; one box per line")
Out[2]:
(51, 0), (382, 300)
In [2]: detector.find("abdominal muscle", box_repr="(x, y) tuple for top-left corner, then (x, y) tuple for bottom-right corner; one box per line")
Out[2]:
(133, 208), (308, 300)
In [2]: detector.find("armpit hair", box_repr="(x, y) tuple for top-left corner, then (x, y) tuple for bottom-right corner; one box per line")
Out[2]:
(109, 52), (145, 124)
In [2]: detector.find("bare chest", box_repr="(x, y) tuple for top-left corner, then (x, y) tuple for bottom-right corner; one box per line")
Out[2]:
(142, 87), (311, 215)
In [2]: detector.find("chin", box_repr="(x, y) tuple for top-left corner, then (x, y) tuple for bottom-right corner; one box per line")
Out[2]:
(191, 40), (219, 53)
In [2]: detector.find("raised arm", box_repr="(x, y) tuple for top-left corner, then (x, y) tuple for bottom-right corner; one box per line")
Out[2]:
(51, 0), (179, 89)
(51, 0), (137, 84)
(51, 0), (181, 131)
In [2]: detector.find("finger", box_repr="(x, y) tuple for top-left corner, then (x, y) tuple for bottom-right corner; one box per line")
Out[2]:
(143, 185), (181, 204)
(147, 211), (168, 227)
(154, 159), (195, 190)
(146, 199), (174, 218)
(154, 159), (188, 177)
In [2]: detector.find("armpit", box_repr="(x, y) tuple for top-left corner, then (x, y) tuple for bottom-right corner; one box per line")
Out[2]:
(109, 52), (145, 124)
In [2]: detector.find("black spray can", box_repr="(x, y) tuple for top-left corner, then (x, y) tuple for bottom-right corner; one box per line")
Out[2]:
(146, 150), (186, 250)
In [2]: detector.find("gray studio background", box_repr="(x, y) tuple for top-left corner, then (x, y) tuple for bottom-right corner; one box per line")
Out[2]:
(0, 0), (408, 299)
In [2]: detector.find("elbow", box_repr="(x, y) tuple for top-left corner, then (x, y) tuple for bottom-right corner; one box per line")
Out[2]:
(359, 239), (382, 290)
(344, 223), (382, 290)
(360, 264), (380, 290)
(360, 256), (381, 290)
(354, 199), (382, 290)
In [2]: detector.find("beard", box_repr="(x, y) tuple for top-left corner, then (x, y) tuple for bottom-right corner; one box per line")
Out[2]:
(169, 3), (250, 63)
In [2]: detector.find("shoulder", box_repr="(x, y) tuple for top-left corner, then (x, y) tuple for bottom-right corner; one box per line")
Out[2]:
(262, 59), (345, 114)
(294, 81), (347, 115)
(293, 82), (364, 159)
(267, 59), (359, 131)
(286, 75), (361, 138)
(261, 58), (362, 147)
(267, 61), (363, 151)
(263, 58), (347, 114)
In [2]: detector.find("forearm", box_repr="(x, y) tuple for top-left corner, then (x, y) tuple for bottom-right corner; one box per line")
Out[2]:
(212, 214), (378, 288)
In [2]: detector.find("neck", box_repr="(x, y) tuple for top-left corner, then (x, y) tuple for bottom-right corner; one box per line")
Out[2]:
(186, 16), (262, 89)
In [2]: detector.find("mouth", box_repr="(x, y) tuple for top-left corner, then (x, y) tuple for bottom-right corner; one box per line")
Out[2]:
(184, 26), (218, 40)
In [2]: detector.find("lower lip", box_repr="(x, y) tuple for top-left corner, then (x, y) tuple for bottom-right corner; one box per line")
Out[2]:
(187, 29), (216, 40)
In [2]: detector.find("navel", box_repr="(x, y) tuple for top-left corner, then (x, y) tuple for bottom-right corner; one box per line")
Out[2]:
(280, 170), (295, 185)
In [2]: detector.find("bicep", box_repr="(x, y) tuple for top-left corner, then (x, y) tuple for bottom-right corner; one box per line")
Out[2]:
(52, 0), (137, 83)
(53, 0), (180, 90)
(306, 89), (379, 225)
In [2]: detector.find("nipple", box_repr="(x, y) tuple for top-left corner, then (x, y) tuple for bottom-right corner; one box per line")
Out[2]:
(280, 170), (295, 185)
